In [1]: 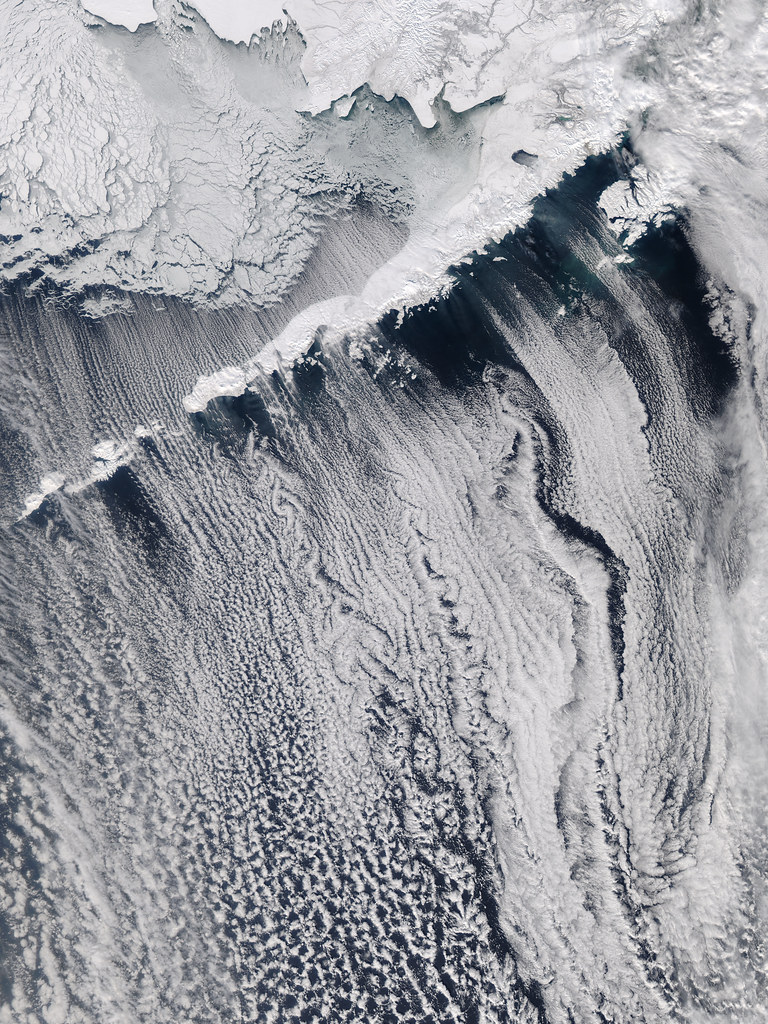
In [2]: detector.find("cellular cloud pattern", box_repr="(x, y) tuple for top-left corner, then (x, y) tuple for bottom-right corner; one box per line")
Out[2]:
(0, 2), (767, 1024)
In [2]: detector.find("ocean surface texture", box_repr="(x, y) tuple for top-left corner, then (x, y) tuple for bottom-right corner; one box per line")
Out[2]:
(0, 2), (766, 1023)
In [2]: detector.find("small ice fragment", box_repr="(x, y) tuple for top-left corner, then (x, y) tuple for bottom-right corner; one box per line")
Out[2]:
(334, 96), (356, 118)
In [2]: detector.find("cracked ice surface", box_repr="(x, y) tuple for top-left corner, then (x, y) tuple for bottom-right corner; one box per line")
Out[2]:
(0, 0), (477, 310)
(2, 0), (676, 330)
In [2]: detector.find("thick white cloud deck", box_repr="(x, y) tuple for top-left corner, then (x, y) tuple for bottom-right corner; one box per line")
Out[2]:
(1, 2), (767, 1023)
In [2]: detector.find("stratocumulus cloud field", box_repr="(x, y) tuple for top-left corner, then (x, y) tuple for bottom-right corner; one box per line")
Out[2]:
(1, 2), (767, 1024)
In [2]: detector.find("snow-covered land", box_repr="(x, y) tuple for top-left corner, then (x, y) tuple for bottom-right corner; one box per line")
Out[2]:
(0, 0), (694, 393)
